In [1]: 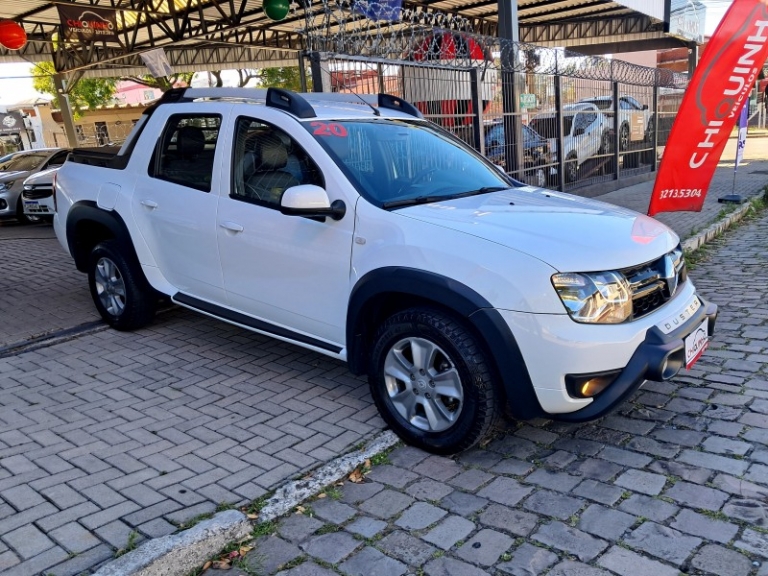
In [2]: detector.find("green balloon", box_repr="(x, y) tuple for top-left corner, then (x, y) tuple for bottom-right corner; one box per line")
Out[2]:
(264, 0), (290, 21)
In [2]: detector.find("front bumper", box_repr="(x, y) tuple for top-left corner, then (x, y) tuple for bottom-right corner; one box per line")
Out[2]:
(556, 296), (717, 422)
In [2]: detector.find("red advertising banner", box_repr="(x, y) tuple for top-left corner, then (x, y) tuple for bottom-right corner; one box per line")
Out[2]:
(648, 1), (768, 216)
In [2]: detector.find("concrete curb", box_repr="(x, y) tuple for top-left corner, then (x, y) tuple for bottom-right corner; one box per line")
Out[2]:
(91, 510), (251, 576)
(682, 196), (761, 253)
(88, 431), (400, 576)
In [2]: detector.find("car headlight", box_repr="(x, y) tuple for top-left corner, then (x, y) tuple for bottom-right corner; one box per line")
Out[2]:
(0, 181), (15, 192)
(552, 270), (632, 324)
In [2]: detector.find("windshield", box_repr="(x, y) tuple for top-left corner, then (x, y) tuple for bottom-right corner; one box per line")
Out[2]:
(306, 119), (512, 207)
(583, 99), (612, 110)
(0, 153), (48, 173)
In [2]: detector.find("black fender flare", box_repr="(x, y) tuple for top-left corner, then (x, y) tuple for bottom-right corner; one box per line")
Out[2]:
(66, 201), (135, 272)
(346, 267), (544, 420)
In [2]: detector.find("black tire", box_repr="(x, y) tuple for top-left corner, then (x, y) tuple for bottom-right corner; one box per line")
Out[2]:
(565, 153), (578, 183)
(619, 123), (630, 151)
(87, 240), (155, 331)
(368, 307), (500, 454)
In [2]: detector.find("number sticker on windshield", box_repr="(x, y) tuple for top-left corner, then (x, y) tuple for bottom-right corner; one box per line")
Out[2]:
(311, 122), (348, 137)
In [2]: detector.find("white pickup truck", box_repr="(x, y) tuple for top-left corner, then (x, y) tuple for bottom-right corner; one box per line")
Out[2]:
(53, 87), (717, 454)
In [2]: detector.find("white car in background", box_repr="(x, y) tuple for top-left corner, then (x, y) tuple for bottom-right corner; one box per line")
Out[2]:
(529, 103), (609, 182)
(21, 166), (60, 223)
(579, 95), (653, 151)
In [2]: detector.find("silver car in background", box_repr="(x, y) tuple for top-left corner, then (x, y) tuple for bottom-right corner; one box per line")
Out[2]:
(0, 148), (69, 224)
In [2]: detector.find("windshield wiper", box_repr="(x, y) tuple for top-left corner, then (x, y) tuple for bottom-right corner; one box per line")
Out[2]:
(382, 195), (446, 209)
(382, 187), (509, 210)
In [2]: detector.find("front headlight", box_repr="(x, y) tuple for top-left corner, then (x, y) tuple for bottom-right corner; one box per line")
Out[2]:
(0, 181), (15, 192)
(552, 270), (632, 324)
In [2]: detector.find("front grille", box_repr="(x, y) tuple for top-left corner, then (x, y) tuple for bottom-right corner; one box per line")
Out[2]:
(22, 187), (53, 200)
(623, 246), (687, 320)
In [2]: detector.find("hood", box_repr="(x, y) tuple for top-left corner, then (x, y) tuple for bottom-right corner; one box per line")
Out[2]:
(396, 187), (679, 272)
(0, 170), (29, 182)
(24, 167), (58, 186)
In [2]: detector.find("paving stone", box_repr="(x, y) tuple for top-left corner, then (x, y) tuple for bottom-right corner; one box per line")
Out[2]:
(395, 501), (447, 530)
(496, 542), (558, 576)
(624, 437), (680, 459)
(339, 480), (384, 505)
(344, 516), (387, 539)
(365, 465), (419, 489)
(678, 449), (750, 475)
(488, 436), (539, 460)
(478, 504), (539, 537)
(387, 445), (430, 469)
(598, 446), (652, 468)
(457, 449), (503, 471)
(477, 477), (532, 507)
(664, 480), (729, 511)
(578, 504), (636, 540)
(691, 544), (753, 576)
(568, 458), (623, 482)
(338, 546), (407, 576)
(722, 498), (768, 526)
(449, 469), (494, 491)
(406, 479), (454, 502)
(2, 524), (54, 559)
(93, 520), (136, 549)
(246, 535), (303, 576)
(624, 521), (702, 565)
(440, 491), (488, 516)
(541, 450), (577, 469)
(48, 522), (101, 554)
(597, 546), (679, 576)
(299, 531), (360, 564)
(275, 561), (338, 576)
(735, 528), (768, 559)
(747, 463), (768, 485)
(424, 556), (492, 576)
(457, 529), (514, 566)
(614, 469), (668, 496)
(647, 460), (712, 484)
(46, 543), (114, 576)
(532, 521), (607, 561)
(554, 438), (604, 457)
(547, 561), (612, 576)
(312, 498), (356, 525)
(0, 484), (46, 511)
(378, 530), (437, 565)
(423, 515), (475, 550)
(713, 474), (768, 500)
(523, 489), (583, 520)
(651, 428), (706, 447)
(358, 489), (413, 519)
(525, 469), (581, 492)
(572, 479), (624, 506)
(489, 458), (535, 476)
(702, 436), (751, 456)
(670, 508), (738, 543)
(413, 455), (462, 481)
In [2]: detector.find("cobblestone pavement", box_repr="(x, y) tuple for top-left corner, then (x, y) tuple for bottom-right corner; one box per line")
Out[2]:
(219, 210), (768, 576)
(0, 139), (766, 575)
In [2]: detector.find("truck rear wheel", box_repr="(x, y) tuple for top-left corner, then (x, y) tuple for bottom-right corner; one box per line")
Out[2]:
(368, 307), (500, 454)
(88, 240), (155, 331)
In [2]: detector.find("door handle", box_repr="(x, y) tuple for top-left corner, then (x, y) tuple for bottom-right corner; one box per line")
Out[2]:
(220, 221), (244, 233)
(140, 199), (158, 209)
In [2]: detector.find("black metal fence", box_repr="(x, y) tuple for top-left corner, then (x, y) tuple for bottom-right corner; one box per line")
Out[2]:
(300, 2), (688, 194)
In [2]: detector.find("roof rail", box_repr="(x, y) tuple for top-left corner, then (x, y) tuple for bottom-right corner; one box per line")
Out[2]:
(266, 88), (316, 119)
(378, 94), (422, 118)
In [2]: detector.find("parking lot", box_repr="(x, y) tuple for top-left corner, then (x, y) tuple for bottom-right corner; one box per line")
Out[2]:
(1, 143), (768, 575)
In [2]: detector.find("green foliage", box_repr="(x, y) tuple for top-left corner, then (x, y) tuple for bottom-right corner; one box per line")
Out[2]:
(31, 62), (116, 119)
(258, 67), (309, 91)
(120, 72), (195, 92)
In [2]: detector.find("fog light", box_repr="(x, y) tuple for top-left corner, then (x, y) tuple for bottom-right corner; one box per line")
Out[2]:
(566, 370), (621, 399)
(0, 199), (6, 210)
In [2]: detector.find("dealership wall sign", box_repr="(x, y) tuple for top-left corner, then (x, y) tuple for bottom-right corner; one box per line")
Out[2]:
(57, 5), (118, 42)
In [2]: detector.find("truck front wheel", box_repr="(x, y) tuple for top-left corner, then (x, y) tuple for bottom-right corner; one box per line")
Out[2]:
(368, 308), (500, 454)
(88, 240), (155, 331)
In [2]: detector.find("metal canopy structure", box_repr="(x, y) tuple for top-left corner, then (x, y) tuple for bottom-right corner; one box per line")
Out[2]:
(0, 0), (683, 79)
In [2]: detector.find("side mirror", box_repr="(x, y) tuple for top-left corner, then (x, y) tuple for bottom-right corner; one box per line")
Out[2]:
(280, 184), (346, 221)
(643, 104), (649, 110)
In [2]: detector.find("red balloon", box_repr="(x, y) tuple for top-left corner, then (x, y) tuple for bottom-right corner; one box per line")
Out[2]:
(0, 20), (27, 51)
